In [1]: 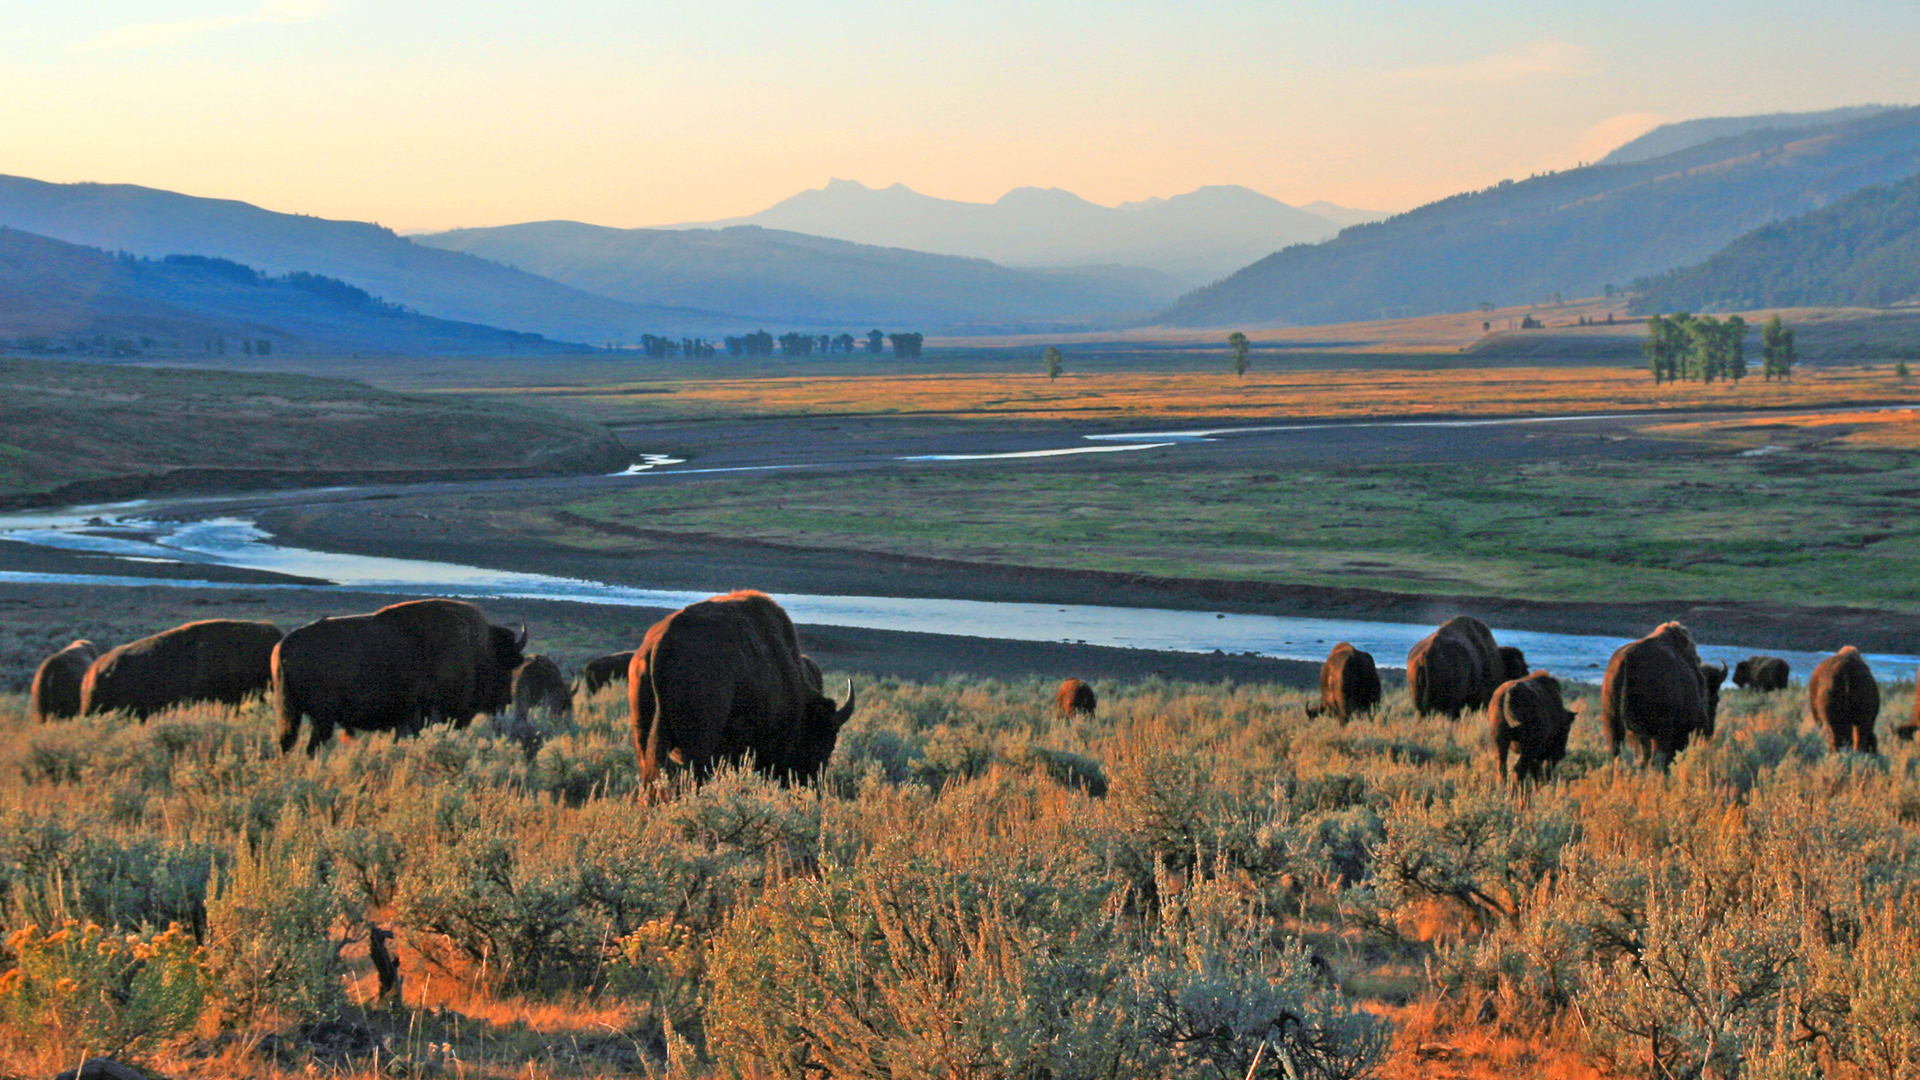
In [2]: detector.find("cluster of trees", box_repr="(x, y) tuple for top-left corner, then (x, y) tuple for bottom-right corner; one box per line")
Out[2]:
(714, 330), (923, 359)
(639, 335), (717, 359)
(5, 334), (271, 357)
(1642, 313), (1748, 383)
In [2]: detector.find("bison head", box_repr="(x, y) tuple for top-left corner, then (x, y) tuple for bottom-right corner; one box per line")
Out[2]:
(485, 623), (530, 710)
(789, 678), (858, 779)
(1699, 661), (1728, 738)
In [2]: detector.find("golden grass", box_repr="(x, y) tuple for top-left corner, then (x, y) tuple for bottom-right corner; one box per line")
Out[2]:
(507, 364), (1920, 423)
(1643, 404), (1920, 450)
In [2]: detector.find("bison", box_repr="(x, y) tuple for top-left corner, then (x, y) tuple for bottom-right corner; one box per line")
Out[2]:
(1809, 646), (1880, 753)
(1304, 643), (1381, 724)
(1489, 670), (1575, 783)
(80, 620), (282, 719)
(512, 654), (573, 720)
(1407, 616), (1505, 718)
(1600, 622), (1727, 768)
(1055, 678), (1098, 720)
(1732, 655), (1790, 692)
(630, 590), (855, 784)
(581, 650), (634, 695)
(274, 599), (526, 755)
(1498, 645), (1529, 682)
(29, 639), (96, 722)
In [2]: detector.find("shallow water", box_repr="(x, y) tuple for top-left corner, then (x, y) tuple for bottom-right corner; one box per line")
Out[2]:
(2, 512), (1913, 684)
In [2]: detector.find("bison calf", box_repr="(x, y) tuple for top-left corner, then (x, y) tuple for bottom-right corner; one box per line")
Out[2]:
(1304, 642), (1381, 724)
(512, 654), (572, 719)
(1810, 646), (1880, 753)
(1055, 678), (1097, 720)
(30, 639), (96, 722)
(1489, 671), (1575, 783)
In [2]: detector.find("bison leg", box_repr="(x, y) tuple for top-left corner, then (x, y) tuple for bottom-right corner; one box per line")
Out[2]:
(304, 717), (335, 757)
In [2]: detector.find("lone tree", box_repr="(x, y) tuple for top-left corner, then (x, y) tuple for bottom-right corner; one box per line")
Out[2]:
(1043, 345), (1063, 380)
(1228, 332), (1250, 378)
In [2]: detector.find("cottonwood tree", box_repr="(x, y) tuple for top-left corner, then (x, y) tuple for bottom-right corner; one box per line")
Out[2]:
(1762, 315), (1797, 380)
(1228, 332), (1250, 378)
(1043, 345), (1063, 380)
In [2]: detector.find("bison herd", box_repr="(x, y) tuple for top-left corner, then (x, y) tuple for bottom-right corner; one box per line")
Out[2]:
(20, 593), (1917, 787)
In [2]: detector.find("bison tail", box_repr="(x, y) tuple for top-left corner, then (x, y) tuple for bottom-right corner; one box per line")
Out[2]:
(1409, 655), (1428, 714)
(272, 661), (303, 756)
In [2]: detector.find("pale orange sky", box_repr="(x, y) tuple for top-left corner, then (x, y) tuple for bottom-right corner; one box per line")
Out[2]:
(3, 1), (1916, 230)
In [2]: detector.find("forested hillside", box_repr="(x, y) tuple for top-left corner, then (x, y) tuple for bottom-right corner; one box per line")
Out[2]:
(1633, 171), (1920, 312)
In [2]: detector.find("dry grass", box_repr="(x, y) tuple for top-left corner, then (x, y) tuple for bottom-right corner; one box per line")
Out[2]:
(491, 363), (1920, 424)
(0, 663), (1915, 1079)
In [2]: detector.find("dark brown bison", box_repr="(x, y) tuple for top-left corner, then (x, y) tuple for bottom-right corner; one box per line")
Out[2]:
(512, 654), (572, 719)
(274, 599), (526, 755)
(1732, 655), (1790, 692)
(630, 590), (855, 784)
(29, 639), (96, 722)
(1055, 678), (1098, 720)
(1489, 670), (1575, 783)
(581, 650), (634, 694)
(1809, 646), (1880, 753)
(79, 620), (282, 719)
(1304, 643), (1381, 724)
(1498, 645), (1529, 682)
(1600, 622), (1727, 768)
(1407, 616), (1504, 718)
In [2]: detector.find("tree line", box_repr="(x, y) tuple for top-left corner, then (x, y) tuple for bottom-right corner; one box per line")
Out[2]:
(707, 330), (924, 359)
(1642, 313), (1798, 383)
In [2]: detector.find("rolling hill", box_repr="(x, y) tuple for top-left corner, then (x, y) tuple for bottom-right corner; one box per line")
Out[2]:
(415, 222), (1180, 331)
(1633, 170), (1920, 312)
(0, 227), (575, 356)
(656, 179), (1364, 284)
(1161, 106), (1920, 328)
(0, 175), (738, 342)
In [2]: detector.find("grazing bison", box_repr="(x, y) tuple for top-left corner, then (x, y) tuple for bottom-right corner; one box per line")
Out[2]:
(1732, 655), (1791, 692)
(1407, 616), (1505, 718)
(1489, 671), (1576, 783)
(1600, 622), (1727, 768)
(274, 599), (527, 755)
(80, 620), (282, 719)
(1304, 643), (1381, 724)
(1809, 646), (1880, 753)
(29, 639), (96, 722)
(1055, 678), (1098, 720)
(630, 590), (855, 784)
(581, 650), (634, 694)
(512, 654), (572, 719)
(1498, 645), (1529, 682)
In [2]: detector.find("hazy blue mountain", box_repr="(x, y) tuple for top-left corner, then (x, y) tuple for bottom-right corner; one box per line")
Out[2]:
(1162, 107), (1920, 328)
(0, 227), (576, 355)
(0, 175), (743, 341)
(1633, 171), (1920, 312)
(657, 180), (1342, 284)
(417, 222), (1180, 331)
(1597, 105), (1900, 165)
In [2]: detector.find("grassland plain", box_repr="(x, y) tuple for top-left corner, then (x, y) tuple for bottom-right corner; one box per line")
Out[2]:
(544, 409), (1920, 614)
(0, 358), (625, 502)
(0, 668), (1916, 1080)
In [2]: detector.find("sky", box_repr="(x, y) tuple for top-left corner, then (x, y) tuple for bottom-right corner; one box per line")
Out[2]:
(3, 0), (1918, 232)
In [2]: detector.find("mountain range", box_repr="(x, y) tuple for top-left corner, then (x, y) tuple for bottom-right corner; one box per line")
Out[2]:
(1163, 106), (1920, 327)
(416, 221), (1179, 331)
(1597, 105), (1901, 165)
(654, 180), (1382, 285)
(0, 228), (575, 356)
(0, 175), (731, 343)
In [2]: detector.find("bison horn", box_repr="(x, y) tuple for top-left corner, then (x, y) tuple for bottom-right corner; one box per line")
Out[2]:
(833, 678), (857, 729)
(514, 623), (529, 649)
